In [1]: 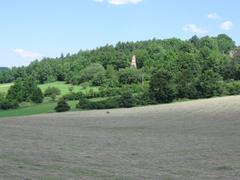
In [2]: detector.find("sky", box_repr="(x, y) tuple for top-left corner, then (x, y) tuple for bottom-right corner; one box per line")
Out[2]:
(0, 0), (239, 67)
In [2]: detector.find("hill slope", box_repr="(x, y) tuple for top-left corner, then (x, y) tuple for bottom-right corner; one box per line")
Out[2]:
(1, 95), (240, 179)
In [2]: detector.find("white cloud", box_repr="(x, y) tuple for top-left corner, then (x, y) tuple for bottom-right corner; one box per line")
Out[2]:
(94, 0), (143, 5)
(208, 13), (220, 20)
(220, 21), (233, 30)
(13, 49), (43, 59)
(183, 24), (208, 34)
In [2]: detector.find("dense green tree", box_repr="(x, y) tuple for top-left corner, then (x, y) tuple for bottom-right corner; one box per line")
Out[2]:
(104, 65), (119, 87)
(149, 70), (176, 103)
(196, 70), (224, 98)
(6, 79), (24, 102)
(224, 81), (240, 95)
(215, 34), (236, 54)
(55, 99), (71, 112)
(175, 53), (201, 99)
(189, 35), (200, 47)
(6, 77), (44, 103)
(76, 96), (90, 109)
(92, 71), (106, 86)
(31, 87), (44, 103)
(79, 63), (105, 84)
(118, 68), (142, 85)
(118, 89), (135, 108)
(0, 99), (19, 110)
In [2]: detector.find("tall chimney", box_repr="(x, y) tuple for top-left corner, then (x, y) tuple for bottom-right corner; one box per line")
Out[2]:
(131, 55), (137, 68)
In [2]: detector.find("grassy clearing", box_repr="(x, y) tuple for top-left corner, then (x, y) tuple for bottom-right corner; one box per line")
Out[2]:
(0, 97), (108, 118)
(0, 81), (99, 95)
(39, 82), (82, 95)
(0, 83), (13, 93)
(0, 81), (100, 118)
(0, 101), (78, 118)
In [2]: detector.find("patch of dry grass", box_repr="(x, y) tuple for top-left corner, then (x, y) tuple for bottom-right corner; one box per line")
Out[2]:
(1, 95), (240, 179)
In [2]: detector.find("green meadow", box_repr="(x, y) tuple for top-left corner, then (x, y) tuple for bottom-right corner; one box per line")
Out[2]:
(0, 82), (99, 118)
(0, 81), (98, 95)
(0, 83), (13, 93)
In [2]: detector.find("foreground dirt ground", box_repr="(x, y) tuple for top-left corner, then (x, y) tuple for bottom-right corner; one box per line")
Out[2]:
(1, 96), (240, 180)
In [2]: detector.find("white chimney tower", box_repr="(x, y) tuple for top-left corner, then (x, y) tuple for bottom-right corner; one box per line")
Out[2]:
(131, 55), (137, 68)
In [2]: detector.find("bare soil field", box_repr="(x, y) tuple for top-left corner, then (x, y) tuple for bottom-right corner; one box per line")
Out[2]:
(1, 96), (240, 180)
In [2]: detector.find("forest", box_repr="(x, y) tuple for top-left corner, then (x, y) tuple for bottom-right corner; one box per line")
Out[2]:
(1, 34), (240, 112)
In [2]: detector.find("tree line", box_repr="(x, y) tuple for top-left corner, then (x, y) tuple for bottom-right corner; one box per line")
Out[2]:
(1, 34), (240, 111)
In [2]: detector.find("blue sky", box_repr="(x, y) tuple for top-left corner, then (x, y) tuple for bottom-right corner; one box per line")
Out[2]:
(0, 0), (239, 67)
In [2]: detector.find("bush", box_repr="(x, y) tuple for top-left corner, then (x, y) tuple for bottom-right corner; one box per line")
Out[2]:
(92, 71), (106, 86)
(118, 68), (142, 85)
(44, 87), (61, 97)
(0, 99), (19, 110)
(135, 90), (154, 106)
(55, 99), (71, 112)
(63, 91), (102, 101)
(31, 87), (44, 103)
(224, 81), (240, 95)
(79, 63), (106, 84)
(63, 92), (82, 101)
(6, 79), (24, 102)
(76, 96), (90, 109)
(149, 70), (177, 103)
(118, 89), (136, 108)
(6, 77), (44, 104)
(44, 87), (61, 101)
(196, 70), (224, 98)
(99, 87), (121, 97)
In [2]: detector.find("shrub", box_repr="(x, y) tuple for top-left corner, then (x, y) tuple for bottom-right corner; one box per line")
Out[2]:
(91, 71), (106, 86)
(44, 87), (61, 101)
(63, 92), (81, 101)
(149, 70), (177, 103)
(98, 87), (121, 97)
(118, 89), (136, 108)
(118, 68), (142, 85)
(31, 87), (44, 103)
(6, 79), (24, 102)
(6, 77), (44, 104)
(135, 90), (154, 106)
(55, 99), (71, 112)
(224, 81), (240, 95)
(0, 99), (19, 110)
(44, 87), (61, 97)
(196, 70), (224, 98)
(76, 96), (90, 109)
(63, 91), (102, 101)
(79, 63), (106, 84)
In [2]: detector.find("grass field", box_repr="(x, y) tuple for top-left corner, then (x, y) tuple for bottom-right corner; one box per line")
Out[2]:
(0, 101), (78, 118)
(0, 83), (12, 93)
(39, 82), (82, 95)
(0, 81), (99, 117)
(0, 95), (240, 179)
(0, 81), (99, 95)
